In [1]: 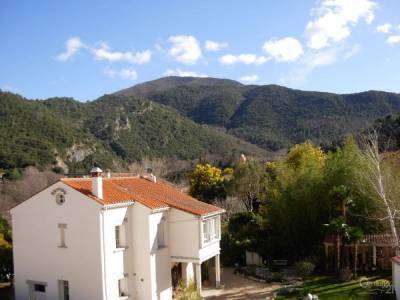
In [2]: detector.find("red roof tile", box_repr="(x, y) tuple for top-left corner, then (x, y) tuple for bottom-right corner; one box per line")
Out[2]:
(61, 177), (224, 216)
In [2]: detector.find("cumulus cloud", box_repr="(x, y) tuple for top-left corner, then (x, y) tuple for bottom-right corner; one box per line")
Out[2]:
(104, 68), (138, 80)
(92, 43), (151, 64)
(376, 23), (392, 34)
(387, 35), (400, 44)
(56, 37), (151, 64)
(262, 37), (304, 62)
(239, 75), (259, 83)
(305, 0), (377, 49)
(163, 69), (208, 78)
(168, 35), (202, 64)
(219, 54), (269, 65)
(281, 46), (355, 86)
(205, 40), (228, 52)
(56, 37), (85, 61)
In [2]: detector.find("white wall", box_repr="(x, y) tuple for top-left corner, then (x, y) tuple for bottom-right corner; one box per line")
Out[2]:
(101, 205), (132, 300)
(393, 262), (400, 300)
(169, 209), (200, 260)
(11, 182), (104, 300)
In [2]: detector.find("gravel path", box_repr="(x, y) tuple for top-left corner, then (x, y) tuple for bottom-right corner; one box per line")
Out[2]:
(202, 267), (282, 300)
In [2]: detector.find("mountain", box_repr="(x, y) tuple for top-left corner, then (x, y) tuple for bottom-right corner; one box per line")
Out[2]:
(0, 91), (267, 176)
(117, 77), (400, 151)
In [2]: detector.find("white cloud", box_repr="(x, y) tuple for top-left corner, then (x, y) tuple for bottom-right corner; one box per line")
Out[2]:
(305, 0), (377, 49)
(281, 44), (360, 87)
(204, 40), (228, 52)
(104, 68), (138, 80)
(219, 54), (269, 65)
(376, 23), (392, 34)
(239, 75), (259, 83)
(56, 37), (85, 61)
(387, 35), (400, 44)
(343, 44), (360, 58)
(1, 84), (18, 93)
(167, 35), (202, 64)
(163, 69), (208, 78)
(262, 37), (304, 62)
(92, 43), (151, 64)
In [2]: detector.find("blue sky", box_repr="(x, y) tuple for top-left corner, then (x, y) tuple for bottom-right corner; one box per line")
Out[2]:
(1, 0), (400, 101)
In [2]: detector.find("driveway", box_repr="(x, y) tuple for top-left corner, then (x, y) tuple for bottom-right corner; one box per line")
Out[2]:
(202, 267), (282, 300)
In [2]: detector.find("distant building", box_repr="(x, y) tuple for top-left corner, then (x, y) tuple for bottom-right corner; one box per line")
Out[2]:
(324, 234), (397, 271)
(11, 168), (224, 300)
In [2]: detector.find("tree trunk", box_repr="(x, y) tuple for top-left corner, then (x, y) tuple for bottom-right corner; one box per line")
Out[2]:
(354, 244), (358, 278)
(335, 234), (341, 274)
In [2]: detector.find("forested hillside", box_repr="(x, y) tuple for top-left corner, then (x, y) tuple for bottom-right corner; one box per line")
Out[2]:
(118, 77), (400, 151)
(0, 91), (267, 177)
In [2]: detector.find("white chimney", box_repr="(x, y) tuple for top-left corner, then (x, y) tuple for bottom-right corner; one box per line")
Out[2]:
(90, 167), (103, 199)
(146, 168), (157, 183)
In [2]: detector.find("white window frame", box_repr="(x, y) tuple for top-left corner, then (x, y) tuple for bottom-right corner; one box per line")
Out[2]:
(202, 215), (220, 245)
(115, 223), (127, 249)
(58, 223), (67, 248)
(58, 280), (69, 300)
(157, 217), (167, 249)
(118, 275), (129, 297)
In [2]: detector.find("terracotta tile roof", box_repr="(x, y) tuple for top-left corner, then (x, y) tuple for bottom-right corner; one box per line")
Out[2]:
(61, 177), (224, 216)
(392, 256), (400, 265)
(324, 234), (398, 246)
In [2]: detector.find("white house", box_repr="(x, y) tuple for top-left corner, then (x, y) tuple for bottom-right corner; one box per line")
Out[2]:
(392, 256), (400, 299)
(11, 168), (224, 300)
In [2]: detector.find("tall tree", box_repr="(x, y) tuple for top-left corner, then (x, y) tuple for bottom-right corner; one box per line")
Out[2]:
(358, 131), (400, 254)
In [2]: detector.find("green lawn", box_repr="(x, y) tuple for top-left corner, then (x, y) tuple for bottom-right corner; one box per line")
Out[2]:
(276, 273), (395, 300)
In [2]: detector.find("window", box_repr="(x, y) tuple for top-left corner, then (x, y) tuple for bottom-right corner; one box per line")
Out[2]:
(115, 226), (121, 248)
(56, 193), (66, 205)
(157, 218), (166, 248)
(58, 223), (67, 248)
(58, 280), (69, 300)
(34, 284), (46, 292)
(202, 216), (220, 244)
(118, 276), (128, 297)
(115, 224), (126, 249)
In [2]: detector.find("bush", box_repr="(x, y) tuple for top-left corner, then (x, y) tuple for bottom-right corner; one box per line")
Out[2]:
(175, 282), (202, 300)
(270, 272), (284, 282)
(294, 260), (315, 278)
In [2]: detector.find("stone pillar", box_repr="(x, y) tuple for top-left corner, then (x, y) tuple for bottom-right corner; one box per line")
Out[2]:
(195, 263), (202, 294)
(182, 262), (195, 288)
(215, 254), (221, 287)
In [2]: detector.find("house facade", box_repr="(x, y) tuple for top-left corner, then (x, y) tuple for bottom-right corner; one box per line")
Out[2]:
(11, 168), (224, 300)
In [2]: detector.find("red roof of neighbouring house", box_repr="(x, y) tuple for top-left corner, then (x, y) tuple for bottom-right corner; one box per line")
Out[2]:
(61, 176), (224, 216)
(324, 234), (398, 246)
(392, 256), (400, 265)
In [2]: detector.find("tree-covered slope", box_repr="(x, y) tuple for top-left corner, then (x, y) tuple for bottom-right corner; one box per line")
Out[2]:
(118, 77), (400, 151)
(0, 91), (267, 175)
(0, 92), (116, 174)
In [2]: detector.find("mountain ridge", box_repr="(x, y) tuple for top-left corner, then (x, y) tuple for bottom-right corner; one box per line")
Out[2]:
(116, 77), (400, 150)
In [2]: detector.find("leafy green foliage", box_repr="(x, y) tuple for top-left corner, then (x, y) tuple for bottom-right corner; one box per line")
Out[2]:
(294, 260), (315, 278)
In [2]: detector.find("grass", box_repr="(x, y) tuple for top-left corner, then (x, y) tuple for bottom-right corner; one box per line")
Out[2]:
(276, 273), (395, 300)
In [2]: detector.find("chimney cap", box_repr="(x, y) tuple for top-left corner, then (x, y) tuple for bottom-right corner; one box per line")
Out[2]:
(90, 167), (103, 174)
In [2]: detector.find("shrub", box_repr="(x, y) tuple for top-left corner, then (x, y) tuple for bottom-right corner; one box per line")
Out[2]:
(270, 272), (284, 282)
(175, 282), (202, 300)
(294, 260), (315, 278)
